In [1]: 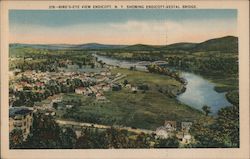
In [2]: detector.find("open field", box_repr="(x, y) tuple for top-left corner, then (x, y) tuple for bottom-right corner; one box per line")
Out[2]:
(111, 68), (183, 88)
(203, 74), (238, 93)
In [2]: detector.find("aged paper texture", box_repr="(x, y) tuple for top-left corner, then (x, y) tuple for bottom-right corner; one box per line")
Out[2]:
(1, 0), (249, 159)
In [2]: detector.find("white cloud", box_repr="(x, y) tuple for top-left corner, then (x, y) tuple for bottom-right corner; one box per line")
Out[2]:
(10, 19), (237, 44)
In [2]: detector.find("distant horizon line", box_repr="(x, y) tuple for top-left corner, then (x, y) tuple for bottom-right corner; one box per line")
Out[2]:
(9, 35), (237, 46)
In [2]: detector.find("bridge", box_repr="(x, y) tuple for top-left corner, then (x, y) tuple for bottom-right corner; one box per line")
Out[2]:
(136, 60), (168, 66)
(152, 61), (168, 65)
(136, 61), (152, 66)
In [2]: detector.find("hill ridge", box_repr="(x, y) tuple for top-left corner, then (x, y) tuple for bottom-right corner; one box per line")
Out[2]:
(10, 35), (238, 53)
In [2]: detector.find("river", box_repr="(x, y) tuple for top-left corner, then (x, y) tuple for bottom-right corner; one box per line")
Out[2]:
(176, 72), (232, 114)
(94, 54), (232, 114)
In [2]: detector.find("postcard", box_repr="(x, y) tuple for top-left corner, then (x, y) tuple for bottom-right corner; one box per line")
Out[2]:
(0, 0), (249, 159)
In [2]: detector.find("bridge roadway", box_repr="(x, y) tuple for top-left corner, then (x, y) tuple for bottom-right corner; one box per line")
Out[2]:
(136, 61), (168, 66)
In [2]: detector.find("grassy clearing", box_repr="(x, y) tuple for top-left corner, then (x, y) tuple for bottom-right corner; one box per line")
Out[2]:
(202, 74), (238, 93)
(111, 68), (183, 88)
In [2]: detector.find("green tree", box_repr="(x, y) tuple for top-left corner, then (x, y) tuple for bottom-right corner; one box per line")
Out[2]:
(10, 129), (23, 149)
(61, 127), (77, 148)
(53, 102), (58, 110)
(134, 133), (150, 148)
(216, 105), (239, 147)
(190, 104), (239, 148)
(123, 79), (129, 86)
(190, 119), (225, 148)
(24, 113), (63, 148)
(202, 105), (211, 116)
(154, 137), (179, 148)
(75, 128), (95, 148)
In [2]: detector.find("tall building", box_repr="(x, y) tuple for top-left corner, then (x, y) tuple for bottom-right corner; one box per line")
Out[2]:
(9, 107), (33, 140)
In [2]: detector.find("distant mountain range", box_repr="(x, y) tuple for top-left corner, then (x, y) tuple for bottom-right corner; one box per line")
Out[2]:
(10, 36), (238, 53)
(124, 36), (238, 53)
(9, 43), (127, 50)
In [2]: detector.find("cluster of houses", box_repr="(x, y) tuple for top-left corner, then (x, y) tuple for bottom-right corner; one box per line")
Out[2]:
(155, 120), (193, 144)
(9, 66), (129, 139)
(9, 68), (123, 104)
(33, 94), (62, 114)
(10, 69), (112, 91)
(74, 83), (111, 102)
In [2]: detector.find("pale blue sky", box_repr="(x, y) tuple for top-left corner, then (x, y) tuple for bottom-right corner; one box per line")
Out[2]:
(9, 9), (237, 44)
(10, 9), (237, 26)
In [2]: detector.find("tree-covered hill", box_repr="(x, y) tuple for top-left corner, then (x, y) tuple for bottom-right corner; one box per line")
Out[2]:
(10, 35), (238, 53)
(193, 36), (238, 53)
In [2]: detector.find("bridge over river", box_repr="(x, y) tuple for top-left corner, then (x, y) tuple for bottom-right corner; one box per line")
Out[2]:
(94, 54), (233, 114)
(136, 61), (168, 66)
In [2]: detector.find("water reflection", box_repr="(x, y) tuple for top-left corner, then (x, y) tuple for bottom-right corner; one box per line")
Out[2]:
(177, 72), (232, 114)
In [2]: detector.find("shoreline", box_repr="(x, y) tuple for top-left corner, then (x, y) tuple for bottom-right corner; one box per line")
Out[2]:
(95, 54), (235, 110)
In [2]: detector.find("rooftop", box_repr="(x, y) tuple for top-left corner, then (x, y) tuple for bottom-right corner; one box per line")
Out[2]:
(9, 107), (33, 118)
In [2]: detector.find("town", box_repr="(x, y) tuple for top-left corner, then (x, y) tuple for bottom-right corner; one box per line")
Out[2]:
(9, 55), (194, 147)
(9, 35), (239, 148)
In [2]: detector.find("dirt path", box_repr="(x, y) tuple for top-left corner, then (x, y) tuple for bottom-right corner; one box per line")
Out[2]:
(56, 119), (155, 135)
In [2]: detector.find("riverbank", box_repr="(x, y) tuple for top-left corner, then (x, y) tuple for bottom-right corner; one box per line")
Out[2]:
(95, 53), (238, 106)
(95, 54), (234, 112)
(197, 73), (238, 105)
(177, 72), (232, 114)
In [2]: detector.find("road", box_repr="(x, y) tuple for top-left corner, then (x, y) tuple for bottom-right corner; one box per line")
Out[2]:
(56, 119), (155, 135)
(111, 74), (127, 83)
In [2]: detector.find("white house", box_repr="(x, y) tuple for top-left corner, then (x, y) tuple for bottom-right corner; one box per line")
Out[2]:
(182, 134), (192, 144)
(155, 126), (169, 139)
(102, 85), (111, 92)
(75, 87), (85, 94)
(66, 105), (73, 109)
(131, 86), (138, 92)
(181, 122), (192, 133)
(164, 120), (176, 132)
(125, 84), (132, 89)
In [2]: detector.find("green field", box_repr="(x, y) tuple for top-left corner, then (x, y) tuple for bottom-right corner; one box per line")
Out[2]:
(202, 73), (238, 93)
(111, 68), (181, 86)
(59, 68), (203, 130)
